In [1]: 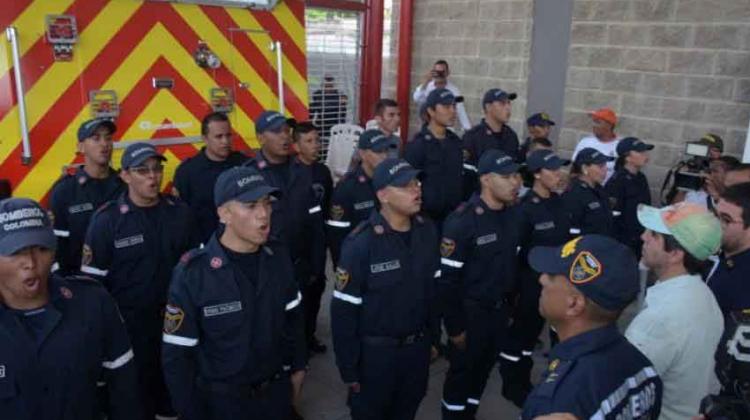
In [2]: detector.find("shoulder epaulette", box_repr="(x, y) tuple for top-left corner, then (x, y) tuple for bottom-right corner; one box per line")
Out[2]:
(177, 248), (205, 267)
(350, 220), (372, 237)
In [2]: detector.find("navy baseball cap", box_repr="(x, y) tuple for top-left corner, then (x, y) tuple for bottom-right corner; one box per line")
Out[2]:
(529, 234), (639, 311)
(527, 149), (571, 172)
(482, 88), (517, 106)
(358, 129), (398, 153)
(372, 158), (422, 191)
(616, 137), (654, 155)
(255, 111), (290, 134)
(77, 118), (116, 142)
(425, 88), (459, 108)
(0, 198), (56, 256)
(527, 112), (555, 127)
(478, 150), (520, 175)
(121, 142), (166, 170)
(574, 147), (615, 166)
(214, 166), (280, 207)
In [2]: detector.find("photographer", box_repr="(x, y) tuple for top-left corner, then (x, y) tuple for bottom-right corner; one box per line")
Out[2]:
(671, 156), (739, 210)
(413, 60), (471, 130)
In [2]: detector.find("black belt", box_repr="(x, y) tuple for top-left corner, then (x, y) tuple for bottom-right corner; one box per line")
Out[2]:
(196, 371), (286, 398)
(363, 331), (425, 347)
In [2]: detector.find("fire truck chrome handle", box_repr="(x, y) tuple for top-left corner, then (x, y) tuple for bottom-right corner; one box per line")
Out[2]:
(5, 26), (32, 165)
(271, 40), (284, 115)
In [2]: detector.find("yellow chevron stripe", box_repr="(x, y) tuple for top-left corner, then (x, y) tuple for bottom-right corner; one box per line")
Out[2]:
(225, 8), (308, 109)
(272, 2), (306, 53)
(14, 24), (258, 199)
(0, 0), (140, 166)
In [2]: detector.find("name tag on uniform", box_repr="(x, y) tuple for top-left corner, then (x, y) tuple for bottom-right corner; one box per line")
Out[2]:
(587, 201), (601, 210)
(535, 221), (555, 231)
(353, 200), (375, 211)
(0, 365), (5, 378)
(370, 260), (401, 273)
(203, 301), (243, 317)
(114, 234), (145, 249)
(68, 203), (94, 214)
(476, 233), (497, 246)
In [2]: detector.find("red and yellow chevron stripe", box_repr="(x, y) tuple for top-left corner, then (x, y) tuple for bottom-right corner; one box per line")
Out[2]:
(1, 0), (308, 202)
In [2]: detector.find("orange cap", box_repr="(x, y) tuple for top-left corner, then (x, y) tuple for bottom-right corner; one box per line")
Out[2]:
(589, 107), (617, 126)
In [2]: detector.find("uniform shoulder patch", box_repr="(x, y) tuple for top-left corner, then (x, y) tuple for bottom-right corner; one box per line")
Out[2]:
(163, 304), (185, 334)
(330, 205), (345, 221)
(178, 248), (205, 266)
(350, 220), (371, 236)
(335, 267), (350, 291)
(440, 238), (456, 257)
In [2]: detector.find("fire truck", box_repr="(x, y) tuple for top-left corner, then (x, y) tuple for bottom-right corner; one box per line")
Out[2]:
(1, 0), (308, 202)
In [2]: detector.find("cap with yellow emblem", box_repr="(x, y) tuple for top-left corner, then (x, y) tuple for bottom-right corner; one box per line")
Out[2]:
(528, 234), (639, 311)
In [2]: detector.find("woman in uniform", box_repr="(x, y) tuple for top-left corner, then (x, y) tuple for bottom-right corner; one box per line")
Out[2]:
(562, 147), (615, 237)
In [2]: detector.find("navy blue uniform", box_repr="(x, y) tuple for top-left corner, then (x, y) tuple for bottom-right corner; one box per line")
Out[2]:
(709, 249), (750, 315)
(562, 178), (615, 237)
(0, 274), (141, 420)
(82, 193), (199, 418)
(522, 325), (662, 420)
(606, 168), (651, 258)
(405, 127), (464, 223)
(161, 235), (305, 420)
(244, 153), (326, 287)
(48, 166), (124, 274)
(438, 194), (522, 419)
(325, 164), (378, 265)
(462, 119), (520, 165)
(172, 148), (246, 243)
(331, 211), (440, 420)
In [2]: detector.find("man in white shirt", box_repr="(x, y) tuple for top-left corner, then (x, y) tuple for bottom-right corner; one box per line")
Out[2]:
(413, 60), (471, 130)
(572, 107), (621, 184)
(626, 202), (725, 420)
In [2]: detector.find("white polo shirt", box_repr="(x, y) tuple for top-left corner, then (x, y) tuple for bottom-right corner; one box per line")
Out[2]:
(625, 274), (724, 420)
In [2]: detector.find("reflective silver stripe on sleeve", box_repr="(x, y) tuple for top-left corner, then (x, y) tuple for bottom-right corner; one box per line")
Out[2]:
(499, 352), (520, 362)
(441, 257), (464, 268)
(163, 333), (199, 347)
(333, 290), (362, 305)
(285, 291), (302, 311)
(308, 205), (322, 214)
(325, 220), (351, 228)
(102, 348), (134, 369)
(434, 270), (441, 278)
(442, 400), (466, 411)
(467, 398), (480, 405)
(570, 228), (581, 235)
(81, 265), (108, 276)
(590, 366), (659, 420)
(53, 229), (70, 237)
(462, 164), (478, 173)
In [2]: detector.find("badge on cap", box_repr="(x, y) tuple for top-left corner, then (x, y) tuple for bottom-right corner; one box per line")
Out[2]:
(163, 304), (185, 334)
(561, 237), (582, 258)
(210, 257), (223, 269)
(440, 238), (456, 257)
(570, 251), (602, 284)
(330, 205), (345, 221)
(59, 286), (73, 299)
(335, 267), (350, 291)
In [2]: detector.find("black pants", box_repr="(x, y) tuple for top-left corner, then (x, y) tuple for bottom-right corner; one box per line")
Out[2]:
(183, 376), (292, 420)
(350, 337), (431, 420)
(442, 301), (509, 420)
(302, 275), (326, 348)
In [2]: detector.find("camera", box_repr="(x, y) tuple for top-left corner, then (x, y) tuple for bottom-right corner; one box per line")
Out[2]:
(432, 70), (446, 78)
(672, 141), (711, 192)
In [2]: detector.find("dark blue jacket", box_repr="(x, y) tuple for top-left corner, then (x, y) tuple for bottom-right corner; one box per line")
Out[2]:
(606, 168), (651, 254)
(48, 166), (124, 274)
(405, 126), (465, 222)
(0, 274), (141, 420)
(709, 249), (750, 315)
(161, 234), (305, 416)
(172, 148), (247, 243)
(522, 325), (662, 420)
(325, 164), (378, 265)
(244, 152), (326, 281)
(330, 211), (440, 383)
(439, 194), (522, 336)
(517, 189), (573, 264)
(462, 119), (520, 164)
(562, 178), (615, 237)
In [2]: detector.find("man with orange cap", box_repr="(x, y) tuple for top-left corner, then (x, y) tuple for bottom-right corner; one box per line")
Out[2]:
(572, 107), (621, 184)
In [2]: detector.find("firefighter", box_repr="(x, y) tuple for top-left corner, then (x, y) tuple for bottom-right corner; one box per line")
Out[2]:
(82, 142), (199, 419)
(0, 197), (142, 420)
(563, 148), (615, 237)
(172, 112), (247, 243)
(438, 150), (522, 419)
(501, 149), (572, 407)
(325, 129), (397, 265)
(161, 166), (306, 420)
(48, 118), (124, 275)
(331, 158), (440, 420)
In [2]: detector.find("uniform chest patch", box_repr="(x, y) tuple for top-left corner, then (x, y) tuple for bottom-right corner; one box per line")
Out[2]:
(534, 221), (555, 231)
(203, 301), (242, 318)
(588, 201), (601, 210)
(370, 259), (401, 273)
(353, 200), (375, 211)
(68, 202), (94, 214)
(114, 234), (144, 249)
(476, 233), (497, 246)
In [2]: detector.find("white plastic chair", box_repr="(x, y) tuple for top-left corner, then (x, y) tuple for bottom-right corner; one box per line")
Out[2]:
(325, 123), (363, 181)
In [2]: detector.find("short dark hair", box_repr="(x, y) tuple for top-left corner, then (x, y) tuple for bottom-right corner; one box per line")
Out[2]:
(662, 234), (706, 275)
(721, 182), (750, 228)
(201, 112), (230, 136)
(374, 98), (398, 117)
(292, 121), (318, 142)
(529, 137), (552, 149)
(434, 59), (449, 72)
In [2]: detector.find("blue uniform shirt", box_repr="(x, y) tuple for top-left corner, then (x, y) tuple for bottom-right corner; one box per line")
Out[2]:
(709, 249), (750, 315)
(172, 148), (246, 243)
(606, 168), (651, 255)
(48, 166), (124, 274)
(562, 178), (615, 237)
(439, 193), (522, 336)
(0, 274), (141, 420)
(462, 119), (520, 165)
(330, 211), (441, 383)
(161, 234), (305, 415)
(522, 325), (663, 420)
